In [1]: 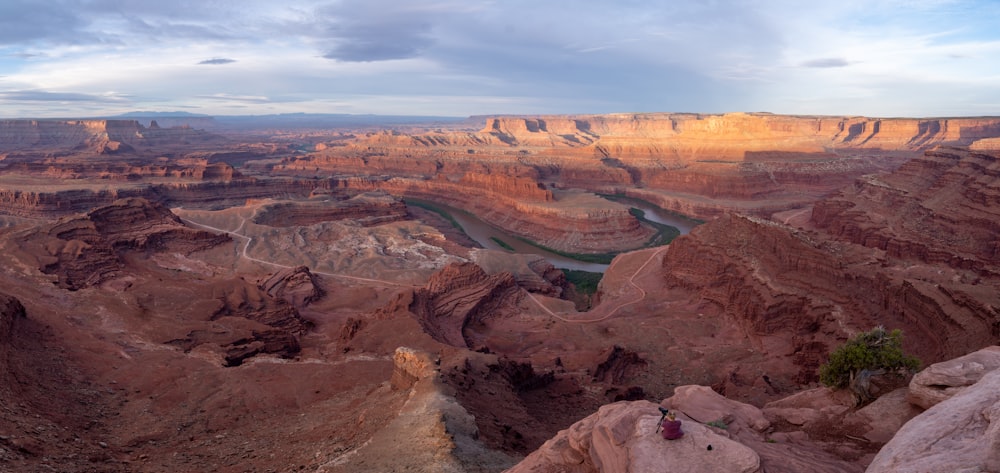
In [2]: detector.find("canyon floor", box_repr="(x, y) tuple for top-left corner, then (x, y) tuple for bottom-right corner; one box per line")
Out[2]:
(0, 113), (998, 472)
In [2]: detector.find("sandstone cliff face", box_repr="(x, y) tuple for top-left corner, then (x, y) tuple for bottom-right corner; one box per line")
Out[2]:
(812, 146), (1000, 275)
(483, 113), (1000, 155)
(0, 119), (221, 153)
(272, 112), (1000, 224)
(660, 211), (999, 380)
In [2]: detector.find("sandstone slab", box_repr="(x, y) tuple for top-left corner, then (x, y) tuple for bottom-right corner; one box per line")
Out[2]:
(907, 345), (1000, 409)
(867, 368), (1000, 473)
(505, 400), (761, 473)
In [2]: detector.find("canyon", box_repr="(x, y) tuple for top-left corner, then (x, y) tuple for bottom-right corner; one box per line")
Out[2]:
(0, 113), (997, 472)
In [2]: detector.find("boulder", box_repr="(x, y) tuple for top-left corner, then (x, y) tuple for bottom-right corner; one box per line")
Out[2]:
(867, 368), (1000, 472)
(664, 385), (771, 433)
(907, 346), (1000, 409)
(844, 388), (922, 444)
(505, 400), (762, 473)
(763, 387), (853, 428)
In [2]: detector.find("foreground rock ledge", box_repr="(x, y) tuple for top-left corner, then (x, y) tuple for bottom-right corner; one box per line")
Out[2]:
(867, 367), (1000, 473)
(505, 400), (761, 473)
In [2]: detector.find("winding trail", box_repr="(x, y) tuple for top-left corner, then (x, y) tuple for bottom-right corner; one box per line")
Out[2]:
(181, 211), (666, 322)
(180, 215), (418, 288)
(527, 245), (669, 324)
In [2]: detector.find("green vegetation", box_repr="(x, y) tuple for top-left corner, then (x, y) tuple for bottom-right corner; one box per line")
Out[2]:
(407, 195), (697, 265)
(706, 419), (729, 430)
(598, 193), (706, 225)
(819, 327), (920, 403)
(489, 237), (515, 251)
(629, 207), (681, 247)
(513, 236), (618, 264)
(404, 199), (463, 230)
(562, 270), (603, 295)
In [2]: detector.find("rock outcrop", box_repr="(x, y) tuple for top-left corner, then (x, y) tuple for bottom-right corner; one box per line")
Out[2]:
(275, 113), (1000, 222)
(252, 191), (407, 227)
(409, 262), (522, 349)
(867, 366), (1000, 473)
(907, 345), (1000, 409)
(659, 144), (1000, 380)
(812, 146), (1000, 275)
(505, 400), (762, 473)
(0, 294), (26, 373)
(258, 265), (325, 308)
(0, 119), (222, 153)
(320, 347), (518, 473)
(19, 197), (231, 289)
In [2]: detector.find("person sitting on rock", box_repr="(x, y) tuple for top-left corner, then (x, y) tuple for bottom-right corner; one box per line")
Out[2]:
(661, 412), (684, 440)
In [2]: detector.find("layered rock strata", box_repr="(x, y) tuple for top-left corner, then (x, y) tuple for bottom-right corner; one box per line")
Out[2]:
(0, 119), (221, 153)
(660, 144), (1000, 379)
(408, 262), (522, 349)
(812, 146), (1000, 275)
(18, 197), (230, 289)
(252, 191), (407, 227)
(275, 113), (1000, 222)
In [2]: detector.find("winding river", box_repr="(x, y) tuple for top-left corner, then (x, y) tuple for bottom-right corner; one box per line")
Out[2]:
(421, 197), (699, 273)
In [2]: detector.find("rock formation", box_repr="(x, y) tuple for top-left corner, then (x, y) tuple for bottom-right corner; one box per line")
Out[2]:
(0, 119), (222, 154)
(408, 262), (522, 349)
(868, 352), (1000, 473)
(658, 145), (1000, 383)
(319, 347), (518, 473)
(505, 399), (763, 473)
(17, 197), (230, 289)
(258, 265), (325, 308)
(0, 294), (26, 374)
(813, 146), (1000, 275)
(906, 345), (1000, 409)
(0, 112), (999, 472)
(252, 191), (407, 227)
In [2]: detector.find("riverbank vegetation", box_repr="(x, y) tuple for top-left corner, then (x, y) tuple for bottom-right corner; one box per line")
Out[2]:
(489, 237), (515, 251)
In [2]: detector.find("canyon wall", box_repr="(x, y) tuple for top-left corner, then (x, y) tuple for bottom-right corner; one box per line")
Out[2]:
(659, 146), (1000, 379)
(272, 113), (1000, 221)
(812, 146), (1000, 274)
(0, 119), (223, 154)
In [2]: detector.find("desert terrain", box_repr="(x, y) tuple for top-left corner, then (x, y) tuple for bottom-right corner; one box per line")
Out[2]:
(0, 113), (998, 472)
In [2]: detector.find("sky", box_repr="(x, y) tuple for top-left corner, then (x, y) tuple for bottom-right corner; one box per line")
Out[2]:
(1, 0), (999, 118)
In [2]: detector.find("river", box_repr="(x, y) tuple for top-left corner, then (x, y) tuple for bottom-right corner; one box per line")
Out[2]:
(420, 197), (699, 273)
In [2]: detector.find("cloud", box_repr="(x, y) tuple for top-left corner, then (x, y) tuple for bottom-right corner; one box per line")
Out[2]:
(801, 57), (851, 68)
(198, 58), (236, 65)
(315, 0), (448, 62)
(0, 89), (129, 103)
(196, 93), (271, 104)
(0, 1), (89, 45)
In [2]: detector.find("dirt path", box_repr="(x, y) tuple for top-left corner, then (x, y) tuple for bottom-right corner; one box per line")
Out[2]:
(180, 216), (419, 288)
(182, 213), (665, 318)
(528, 245), (668, 324)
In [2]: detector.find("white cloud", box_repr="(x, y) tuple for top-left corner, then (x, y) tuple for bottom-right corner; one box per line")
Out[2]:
(0, 0), (998, 117)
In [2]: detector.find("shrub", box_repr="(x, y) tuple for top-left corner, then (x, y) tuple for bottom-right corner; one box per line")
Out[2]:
(819, 327), (920, 402)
